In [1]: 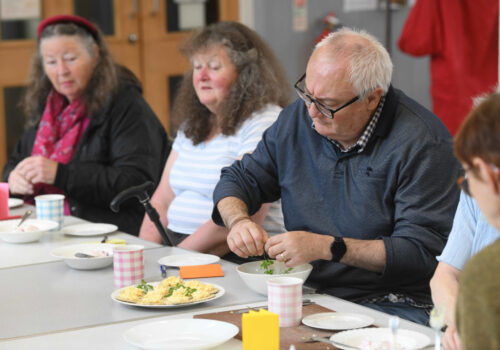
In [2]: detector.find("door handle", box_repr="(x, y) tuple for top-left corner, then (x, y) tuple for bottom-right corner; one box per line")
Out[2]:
(151, 0), (159, 15)
(128, 33), (138, 43)
(129, 0), (138, 18)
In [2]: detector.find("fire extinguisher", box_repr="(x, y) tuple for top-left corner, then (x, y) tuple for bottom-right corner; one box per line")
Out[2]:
(315, 11), (341, 44)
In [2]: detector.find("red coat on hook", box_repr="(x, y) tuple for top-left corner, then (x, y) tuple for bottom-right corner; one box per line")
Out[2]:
(398, 0), (498, 135)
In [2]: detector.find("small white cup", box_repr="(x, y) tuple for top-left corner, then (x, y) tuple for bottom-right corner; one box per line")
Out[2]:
(113, 245), (144, 288)
(267, 276), (303, 327)
(34, 194), (65, 230)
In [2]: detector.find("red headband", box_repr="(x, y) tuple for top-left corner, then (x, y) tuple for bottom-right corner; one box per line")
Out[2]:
(37, 15), (98, 39)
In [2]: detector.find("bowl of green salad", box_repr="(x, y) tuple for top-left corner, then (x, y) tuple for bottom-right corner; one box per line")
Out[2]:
(236, 259), (312, 295)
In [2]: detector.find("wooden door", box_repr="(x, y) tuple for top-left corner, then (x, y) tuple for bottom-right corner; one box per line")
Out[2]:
(0, 0), (238, 171)
(140, 0), (239, 133)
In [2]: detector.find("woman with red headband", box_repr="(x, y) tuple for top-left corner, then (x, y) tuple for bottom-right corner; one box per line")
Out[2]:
(1, 15), (170, 235)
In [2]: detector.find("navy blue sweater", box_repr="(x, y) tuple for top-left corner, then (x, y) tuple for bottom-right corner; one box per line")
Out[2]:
(213, 87), (461, 304)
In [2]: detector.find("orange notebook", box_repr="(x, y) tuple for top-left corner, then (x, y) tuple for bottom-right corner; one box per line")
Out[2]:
(179, 264), (224, 279)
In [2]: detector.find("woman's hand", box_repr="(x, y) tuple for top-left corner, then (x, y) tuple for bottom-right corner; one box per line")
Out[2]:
(15, 156), (58, 186)
(8, 166), (33, 195)
(442, 324), (460, 350)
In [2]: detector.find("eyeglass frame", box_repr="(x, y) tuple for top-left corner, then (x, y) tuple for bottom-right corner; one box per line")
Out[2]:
(457, 163), (500, 197)
(456, 173), (470, 196)
(294, 73), (360, 119)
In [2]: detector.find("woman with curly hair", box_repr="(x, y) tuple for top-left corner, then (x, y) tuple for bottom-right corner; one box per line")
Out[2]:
(2, 15), (170, 235)
(139, 22), (290, 256)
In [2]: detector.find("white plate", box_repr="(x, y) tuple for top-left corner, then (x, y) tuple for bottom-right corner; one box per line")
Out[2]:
(330, 328), (431, 350)
(157, 253), (220, 267)
(51, 243), (114, 270)
(62, 223), (118, 236)
(0, 218), (59, 243)
(302, 312), (374, 330)
(8, 198), (23, 208)
(111, 281), (225, 308)
(123, 318), (239, 350)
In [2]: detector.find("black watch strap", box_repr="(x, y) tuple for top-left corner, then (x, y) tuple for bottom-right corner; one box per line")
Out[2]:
(330, 236), (347, 262)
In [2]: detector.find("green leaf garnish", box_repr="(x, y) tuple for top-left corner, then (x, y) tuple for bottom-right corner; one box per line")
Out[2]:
(136, 279), (154, 293)
(260, 254), (275, 274)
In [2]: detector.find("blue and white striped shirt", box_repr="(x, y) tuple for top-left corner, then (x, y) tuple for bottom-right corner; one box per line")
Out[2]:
(167, 104), (284, 235)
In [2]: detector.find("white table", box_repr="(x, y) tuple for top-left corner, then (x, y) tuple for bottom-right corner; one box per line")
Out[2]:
(0, 203), (437, 349)
(0, 246), (266, 340)
(0, 204), (160, 269)
(0, 294), (435, 349)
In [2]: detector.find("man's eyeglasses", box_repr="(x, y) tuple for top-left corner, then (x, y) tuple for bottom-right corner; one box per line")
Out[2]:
(294, 73), (359, 119)
(457, 174), (470, 196)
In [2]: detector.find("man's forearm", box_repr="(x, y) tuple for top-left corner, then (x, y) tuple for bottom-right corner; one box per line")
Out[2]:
(217, 196), (252, 230)
(342, 238), (386, 273)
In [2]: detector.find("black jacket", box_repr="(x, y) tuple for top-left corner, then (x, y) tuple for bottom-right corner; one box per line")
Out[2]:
(2, 76), (171, 235)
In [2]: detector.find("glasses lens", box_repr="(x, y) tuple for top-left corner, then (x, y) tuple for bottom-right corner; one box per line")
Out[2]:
(313, 102), (332, 118)
(295, 88), (310, 105)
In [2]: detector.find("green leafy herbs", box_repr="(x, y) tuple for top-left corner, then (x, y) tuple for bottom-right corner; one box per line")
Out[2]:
(136, 279), (154, 293)
(260, 256), (275, 274)
(164, 283), (197, 298)
(260, 257), (294, 274)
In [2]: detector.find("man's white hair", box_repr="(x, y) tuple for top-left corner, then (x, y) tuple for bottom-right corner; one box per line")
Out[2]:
(315, 27), (393, 98)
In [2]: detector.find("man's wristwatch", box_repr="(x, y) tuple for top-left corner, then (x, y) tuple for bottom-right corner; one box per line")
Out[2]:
(330, 236), (347, 262)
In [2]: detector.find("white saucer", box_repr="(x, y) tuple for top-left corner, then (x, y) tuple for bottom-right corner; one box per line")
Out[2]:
(158, 254), (220, 267)
(8, 198), (23, 208)
(62, 223), (118, 236)
(302, 312), (374, 330)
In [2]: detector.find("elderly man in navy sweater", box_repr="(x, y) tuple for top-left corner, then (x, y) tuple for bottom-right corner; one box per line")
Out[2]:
(212, 27), (460, 324)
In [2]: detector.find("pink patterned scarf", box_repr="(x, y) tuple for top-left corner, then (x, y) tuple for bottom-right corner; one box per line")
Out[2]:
(29, 90), (90, 213)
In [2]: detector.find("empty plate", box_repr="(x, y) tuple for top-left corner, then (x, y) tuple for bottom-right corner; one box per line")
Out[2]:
(330, 328), (431, 350)
(302, 312), (374, 330)
(62, 223), (118, 236)
(8, 198), (23, 208)
(123, 318), (238, 349)
(157, 253), (220, 267)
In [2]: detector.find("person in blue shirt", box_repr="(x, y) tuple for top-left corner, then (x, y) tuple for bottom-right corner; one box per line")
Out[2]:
(435, 92), (500, 350)
(430, 193), (499, 350)
(211, 27), (461, 325)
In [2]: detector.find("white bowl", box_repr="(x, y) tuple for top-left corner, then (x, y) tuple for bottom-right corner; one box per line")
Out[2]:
(51, 243), (114, 270)
(236, 260), (313, 295)
(0, 218), (59, 243)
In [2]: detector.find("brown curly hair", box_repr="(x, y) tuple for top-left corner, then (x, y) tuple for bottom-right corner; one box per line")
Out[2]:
(22, 21), (119, 122)
(172, 21), (290, 145)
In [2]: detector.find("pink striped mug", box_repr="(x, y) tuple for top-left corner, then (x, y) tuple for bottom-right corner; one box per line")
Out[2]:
(113, 245), (144, 288)
(267, 276), (304, 327)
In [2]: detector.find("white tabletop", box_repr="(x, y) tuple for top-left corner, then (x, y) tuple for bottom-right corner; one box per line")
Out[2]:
(0, 202), (437, 350)
(0, 204), (160, 269)
(0, 245), (267, 341)
(0, 294), (435, 349)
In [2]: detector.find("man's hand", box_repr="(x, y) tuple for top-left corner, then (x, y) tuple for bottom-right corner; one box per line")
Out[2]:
(15, 156), (58, 185)
(265, 231), (333, 267)
(227, 218), (269, 258)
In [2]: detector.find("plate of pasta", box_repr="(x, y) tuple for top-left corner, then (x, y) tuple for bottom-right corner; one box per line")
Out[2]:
(111, 276), (225, 308)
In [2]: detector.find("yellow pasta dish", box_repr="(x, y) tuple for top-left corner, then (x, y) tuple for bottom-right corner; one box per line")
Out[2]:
(116, 276), (219, 305)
